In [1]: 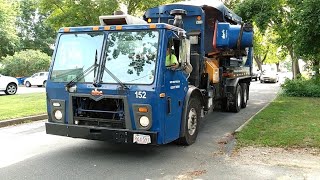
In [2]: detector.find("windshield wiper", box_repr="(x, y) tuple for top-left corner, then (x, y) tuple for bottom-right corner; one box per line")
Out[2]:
(65, 50), (99, 90)
(102, 66), (129, 90)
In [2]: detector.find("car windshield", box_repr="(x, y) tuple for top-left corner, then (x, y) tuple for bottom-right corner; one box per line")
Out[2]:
(50, 32), (104, 82)
(102, 31), (159, 85)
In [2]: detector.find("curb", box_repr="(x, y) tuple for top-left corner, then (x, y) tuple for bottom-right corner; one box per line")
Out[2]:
(235, 91), (281, 133)
(0, 114), (48, 128)
(234, 103), (270, 133)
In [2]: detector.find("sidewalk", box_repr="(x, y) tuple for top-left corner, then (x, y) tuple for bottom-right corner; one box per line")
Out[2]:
(0, 114), (48, 128)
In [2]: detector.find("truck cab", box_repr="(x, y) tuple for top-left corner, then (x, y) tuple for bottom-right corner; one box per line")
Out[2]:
(45, 0), (253, 145)
(46, 21), (195, 145)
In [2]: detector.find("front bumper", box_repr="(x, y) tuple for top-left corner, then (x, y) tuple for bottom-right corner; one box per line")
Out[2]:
(45, 122), (158, 145)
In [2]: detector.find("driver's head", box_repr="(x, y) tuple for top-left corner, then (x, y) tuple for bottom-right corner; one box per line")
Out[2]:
(166, 47), (170, 55)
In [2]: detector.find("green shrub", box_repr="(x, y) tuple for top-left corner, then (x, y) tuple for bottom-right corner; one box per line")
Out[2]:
(282, 78), (320, 97)
(1, 50), (51, 77)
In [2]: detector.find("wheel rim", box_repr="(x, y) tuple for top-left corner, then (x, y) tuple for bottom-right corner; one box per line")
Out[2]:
(237, 91), (241, 107)
(243, 88), (247, 102)
(26, 82), (30, 87)
(7, 85), (17, 94)
(187, 108), (197, 136)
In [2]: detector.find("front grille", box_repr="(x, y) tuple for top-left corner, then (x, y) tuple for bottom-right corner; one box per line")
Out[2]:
(72, 96), (126, 129)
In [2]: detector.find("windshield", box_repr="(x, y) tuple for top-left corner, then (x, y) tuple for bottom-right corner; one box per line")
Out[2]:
(102, 31), (159, 84)
(51, 32), (104, 82)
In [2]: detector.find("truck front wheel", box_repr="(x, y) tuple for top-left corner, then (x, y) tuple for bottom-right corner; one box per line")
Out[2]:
(179, 98), (201, 145)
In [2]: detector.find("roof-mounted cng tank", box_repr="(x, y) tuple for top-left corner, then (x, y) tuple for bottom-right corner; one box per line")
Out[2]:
(99, 14), (147, 26)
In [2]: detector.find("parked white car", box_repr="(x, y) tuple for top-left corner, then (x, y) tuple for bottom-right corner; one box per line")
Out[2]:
(0, 74), (19, 95)
(260, 70), (279, 83)
(24, 72), (49, 87)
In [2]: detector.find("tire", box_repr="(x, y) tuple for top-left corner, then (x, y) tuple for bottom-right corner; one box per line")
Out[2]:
(43, 81), (47, 87)
(230, 84), (241, 113)
(178, 98), (201, 145)
(221, 98), (229, 112)
(240, 83), (248, 108)
(25, 81), (31, 87)
(5, 83), (17, 95)
(260, 80), (264, 83)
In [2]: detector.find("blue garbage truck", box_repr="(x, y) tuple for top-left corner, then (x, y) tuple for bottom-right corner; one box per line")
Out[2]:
(45, 0), (253, 145)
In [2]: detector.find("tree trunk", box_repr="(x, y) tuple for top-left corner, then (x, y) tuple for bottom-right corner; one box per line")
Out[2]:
(276, 62), (280, 72)
(313, 60), (320, 75)
(312, 59), (320, 79)
(254, 55), (262, 70)
(288, 46), (300, 79)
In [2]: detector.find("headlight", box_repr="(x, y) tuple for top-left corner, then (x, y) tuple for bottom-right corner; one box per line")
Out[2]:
(139, 116), (150, 127)
(54, 110), (63, 120)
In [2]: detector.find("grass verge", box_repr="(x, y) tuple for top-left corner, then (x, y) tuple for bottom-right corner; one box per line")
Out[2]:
(0, 93), (46, 121)
(236, 96), (320, 148)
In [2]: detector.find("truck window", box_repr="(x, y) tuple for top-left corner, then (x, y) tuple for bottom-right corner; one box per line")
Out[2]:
(102, 31), (159, 85)
(50, 32), (104, 82)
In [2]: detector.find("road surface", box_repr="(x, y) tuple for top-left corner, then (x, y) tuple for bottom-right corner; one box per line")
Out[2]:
(0, 86), (45, 95)
(0, 81), (291, 180)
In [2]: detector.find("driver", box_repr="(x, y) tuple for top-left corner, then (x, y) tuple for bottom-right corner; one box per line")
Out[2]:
(166, 47), (179, 69)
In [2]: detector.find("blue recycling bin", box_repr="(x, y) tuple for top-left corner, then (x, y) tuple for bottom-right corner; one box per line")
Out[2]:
(16, 77), (28, 85)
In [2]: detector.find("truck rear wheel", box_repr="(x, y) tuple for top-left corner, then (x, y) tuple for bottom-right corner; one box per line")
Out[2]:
(221, 98), (228, 112)
(178, 98), (201, 145)
(230, 84), (241, 113)
(240, 83), (248, 108)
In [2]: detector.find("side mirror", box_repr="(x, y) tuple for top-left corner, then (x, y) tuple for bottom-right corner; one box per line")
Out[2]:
(179, 39), (193, 74)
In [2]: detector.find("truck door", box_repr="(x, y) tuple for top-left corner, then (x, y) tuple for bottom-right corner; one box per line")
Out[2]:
(163, 36), (187, 143)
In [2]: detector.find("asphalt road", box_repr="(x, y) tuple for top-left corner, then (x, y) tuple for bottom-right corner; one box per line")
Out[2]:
(0, 81), (283, 180)
(0, 86), (45, 95)
(16, 86), (46, 94)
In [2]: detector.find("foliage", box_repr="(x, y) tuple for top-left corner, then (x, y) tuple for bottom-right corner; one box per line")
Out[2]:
(0, 93), (46, 121)
(39, 0), (119, 30)
(281, 78), (320, 97)
(235, 0), (282, 32)
(221, 0), (241, 10)
(293, 0), (320, 58)
(252, 24), (284, 70)
(0, 0), (19, 60)
(235, 0), (301, 78)
(16, 0), (56, 56)
(237, 96), (320, 148)
(291, 0), (320, 76)
(1, 50), (51, 77)
(119, 0), (180, 15)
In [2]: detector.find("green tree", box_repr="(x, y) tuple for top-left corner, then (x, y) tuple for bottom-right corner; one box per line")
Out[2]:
(119, 0), (180, 16)
(292, 0), (320, 77)
(39, 0), (119, 30)
(0, 0), (19, 60)
(249, 24), (285, 71)
(221, 0), (241, 9)
(1, 50), (51, 77)
(235, 0), (301, 79)
(17, 0), (56, 56)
